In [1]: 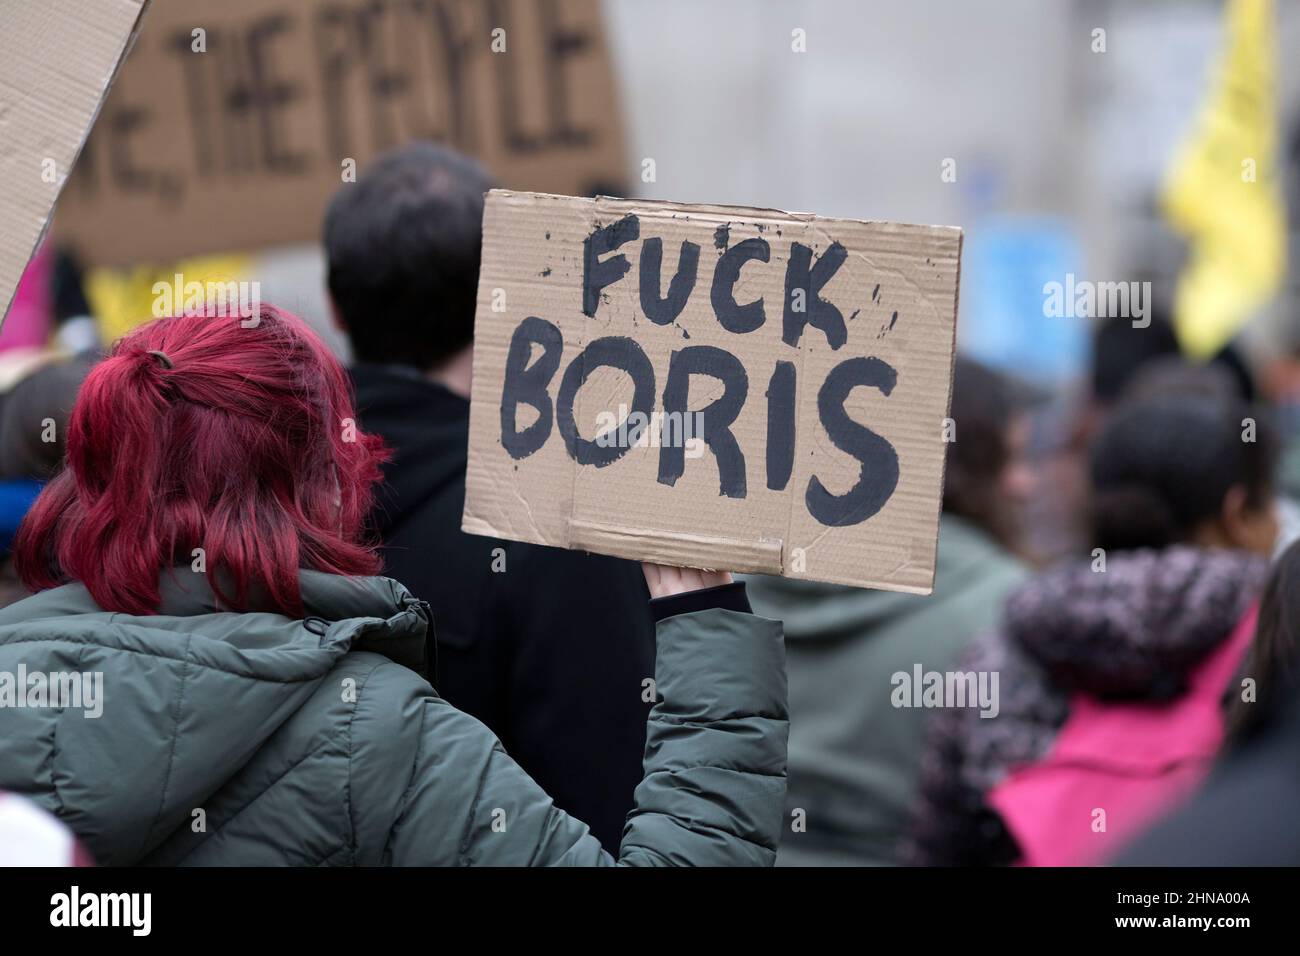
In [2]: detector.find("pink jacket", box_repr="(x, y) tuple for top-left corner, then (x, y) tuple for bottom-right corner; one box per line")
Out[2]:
(988, 606), (1256, 866)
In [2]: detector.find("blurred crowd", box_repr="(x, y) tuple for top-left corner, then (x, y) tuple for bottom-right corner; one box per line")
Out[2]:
(1, 141), (1298, 867)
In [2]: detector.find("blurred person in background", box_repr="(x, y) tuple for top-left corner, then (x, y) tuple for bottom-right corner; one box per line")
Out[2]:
(1089, 314), (1184, 418)
(0, 243), (102, 605)
(1089, 309), (1256, 423)
(0, 355), (96, 607)
(1115, 696), (1300, 866)
(0, 356), (96, 481)
(746, 356), (1035, 866)
(1021, 310), (1188, 564)
(0, 306), (789, 866)
(1116, 538), (1300, 865)
(1256, 313), (1300, 553)
(0, 245), (101, 359)
(1058, 313), (1263, 552)
(1227, 536), (1300, 744)
(324, 142), (656, 849)
(906, 385), (1278, 866)
(1119, 352), (1300, 556)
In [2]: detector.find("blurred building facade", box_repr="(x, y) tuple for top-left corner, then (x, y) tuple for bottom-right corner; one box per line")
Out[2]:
(149, 0), (1300, 379)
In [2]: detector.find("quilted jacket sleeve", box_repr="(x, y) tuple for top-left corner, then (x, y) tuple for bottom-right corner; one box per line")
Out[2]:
(380, 606), (788, 866)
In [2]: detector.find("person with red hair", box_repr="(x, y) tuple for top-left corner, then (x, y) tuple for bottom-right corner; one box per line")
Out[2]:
(0, 305), (788, 866)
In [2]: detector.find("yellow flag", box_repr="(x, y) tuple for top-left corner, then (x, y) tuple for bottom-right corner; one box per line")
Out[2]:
(1161, 0), (1285, 359)
(85, 254), (253, 345)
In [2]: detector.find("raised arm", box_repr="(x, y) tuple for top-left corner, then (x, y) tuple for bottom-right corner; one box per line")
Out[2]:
(381, 566), (788, 866)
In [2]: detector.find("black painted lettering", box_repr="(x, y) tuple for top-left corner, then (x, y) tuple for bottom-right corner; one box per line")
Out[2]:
(658, 346), (748, 498)
(711, 237), (769, 334)
(806, 356), (899, 526)
(582, 214), (639, 317)
(783, 241), (849, 349)
(500, 316), (563, 459)
(765, 359), (797, 491)
(639, 237), (699, 326)
(556, 336), (655, 466)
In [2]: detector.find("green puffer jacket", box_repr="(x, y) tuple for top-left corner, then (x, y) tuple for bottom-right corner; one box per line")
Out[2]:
(0, 571), (787, 866)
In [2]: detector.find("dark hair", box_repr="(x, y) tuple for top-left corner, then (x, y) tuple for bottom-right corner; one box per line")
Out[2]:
(0, 356), (95, 480)
(943, 357), (1029, 542)
(1092, 308), (1256, 405)
(1088, 395), (1276, 552)
(1091, 313), (1181, 405)
(325, 142), (495, 370)
(1228, 538), (1300, 739)
(1121, 356), (1239, 404)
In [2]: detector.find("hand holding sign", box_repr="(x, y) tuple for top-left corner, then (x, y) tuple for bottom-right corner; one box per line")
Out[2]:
(641, 564), (733, 600)
(464, 191), (962, 594)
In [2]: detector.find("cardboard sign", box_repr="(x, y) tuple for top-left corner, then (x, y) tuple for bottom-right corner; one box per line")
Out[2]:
(464, 191), (962, 594)
(52, 0), (627, 268)
(0, 0), (150, 326)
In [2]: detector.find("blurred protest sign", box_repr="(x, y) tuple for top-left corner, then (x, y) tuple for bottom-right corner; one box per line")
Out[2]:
(464, 190), (962, 594)
(84, 254), (254, 344)
(53, 0), (627, 268)
(1162, 0), (1284, 360)
(0, 0), (150, 327)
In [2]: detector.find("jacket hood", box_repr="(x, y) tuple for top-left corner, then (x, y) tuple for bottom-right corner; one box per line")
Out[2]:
(744, 514), (1023, 640)
(0, 570), (428, 865)
(1004, 546), (1266, 698)
(351, 364), (469, 538)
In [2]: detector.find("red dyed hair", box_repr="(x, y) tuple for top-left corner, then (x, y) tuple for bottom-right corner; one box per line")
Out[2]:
(15, 305), (388, 616)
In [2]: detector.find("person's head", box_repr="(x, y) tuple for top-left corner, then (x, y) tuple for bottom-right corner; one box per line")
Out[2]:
(324, 142), (495, 372)
(1091, 313), (1181, 408)
(0, 355), (95, 481)
(943, 356), (1037, 546)
(1120, 355), (1240, 405)
(14, 306), (388, 616)
(1088, 394), (1278, 555)
(1092, 308), (1256, 410)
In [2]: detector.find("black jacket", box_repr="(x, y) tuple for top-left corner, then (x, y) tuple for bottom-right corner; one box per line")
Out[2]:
(1115, 682), (1300, 866)
(351, 364), (655, 848)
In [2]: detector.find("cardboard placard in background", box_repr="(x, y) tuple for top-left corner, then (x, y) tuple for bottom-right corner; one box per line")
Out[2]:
(0, 0), (150, 326)
(52, 0), (626, 268)
(464, 190), (962, 594)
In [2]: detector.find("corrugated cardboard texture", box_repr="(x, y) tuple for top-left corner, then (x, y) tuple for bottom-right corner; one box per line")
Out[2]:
(51, 0), (626, 267)
(0, 0), (148, 325)
(465, 190), (961, 594)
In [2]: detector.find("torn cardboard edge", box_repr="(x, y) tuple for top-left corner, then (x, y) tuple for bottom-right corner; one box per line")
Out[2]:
(0, 0), (152, 326)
